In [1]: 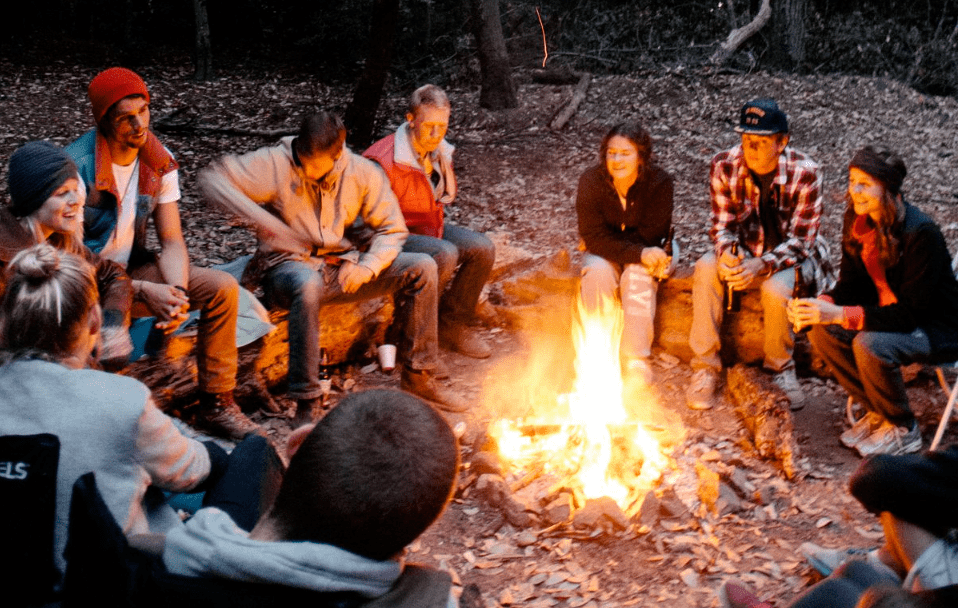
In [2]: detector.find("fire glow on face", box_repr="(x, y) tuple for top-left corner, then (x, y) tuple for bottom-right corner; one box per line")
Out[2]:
(492, 293), (676, 516)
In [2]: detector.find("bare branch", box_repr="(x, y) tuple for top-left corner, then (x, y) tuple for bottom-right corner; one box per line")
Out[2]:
(709, 0), (772, 66)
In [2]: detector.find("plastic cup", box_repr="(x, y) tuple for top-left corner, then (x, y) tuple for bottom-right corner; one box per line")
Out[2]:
(377, 344), (397, 371)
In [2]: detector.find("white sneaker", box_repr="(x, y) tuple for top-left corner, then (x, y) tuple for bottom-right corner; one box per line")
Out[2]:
(772, 367), (805, 410)
(686, 368), (718, 410)
(840, 411), (886, 448)
(856, 421), (923, 457)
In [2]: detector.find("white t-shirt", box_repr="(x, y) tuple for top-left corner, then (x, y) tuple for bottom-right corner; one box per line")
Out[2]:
(78, 160), (181, 267)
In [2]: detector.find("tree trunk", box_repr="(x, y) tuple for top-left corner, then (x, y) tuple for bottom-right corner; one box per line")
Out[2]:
(344, 0), (400, 149)
(771, 0), (808, 69)
(469, 0), (518, 110)
(192, 0), (213, 81)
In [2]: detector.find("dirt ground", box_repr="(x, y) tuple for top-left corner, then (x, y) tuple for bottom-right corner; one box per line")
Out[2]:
(2, 59), (958, 607)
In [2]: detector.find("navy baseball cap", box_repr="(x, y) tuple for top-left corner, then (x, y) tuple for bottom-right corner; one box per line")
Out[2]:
(734, 98), (789, 135)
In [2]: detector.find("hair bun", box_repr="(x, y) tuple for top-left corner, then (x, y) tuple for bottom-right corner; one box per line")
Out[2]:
(10, 243), (60, 282)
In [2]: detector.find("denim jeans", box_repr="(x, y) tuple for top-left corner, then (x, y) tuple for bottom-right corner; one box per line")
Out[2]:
(579, 253), (658, 361)
(689, 252), (812, 373)
(130, 263), (239, 394)
(403, 223), (495, 324)
(808, 324), (931, 425)
(265, 253), (440, 400)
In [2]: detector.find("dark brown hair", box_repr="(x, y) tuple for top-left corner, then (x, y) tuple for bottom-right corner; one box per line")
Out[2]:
(599, 121), (653, 175)
(844, 145), (907, 267)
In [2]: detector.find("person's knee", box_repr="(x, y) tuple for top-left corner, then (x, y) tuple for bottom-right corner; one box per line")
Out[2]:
(852, 332), (889, 364)
(580, 259), (619, 300)
(402, 253), (439, 290)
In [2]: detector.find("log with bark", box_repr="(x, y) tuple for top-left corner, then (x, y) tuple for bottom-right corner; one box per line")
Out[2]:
(550, 73), (591, 131)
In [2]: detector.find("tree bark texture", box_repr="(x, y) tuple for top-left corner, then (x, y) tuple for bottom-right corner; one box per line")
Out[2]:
(772, 0), (808, 69)
(709, 0), (772, 65)
(192, 0), (213, 81)
(470, 0), (518, 110)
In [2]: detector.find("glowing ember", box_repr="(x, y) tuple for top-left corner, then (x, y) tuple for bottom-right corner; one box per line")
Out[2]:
(493, 294), (674, 516)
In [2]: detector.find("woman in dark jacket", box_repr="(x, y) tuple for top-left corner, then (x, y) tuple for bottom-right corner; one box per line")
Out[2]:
(789, 145), (958, 457)
(575, 122), (675, 385)
(0, 140), (133, 367)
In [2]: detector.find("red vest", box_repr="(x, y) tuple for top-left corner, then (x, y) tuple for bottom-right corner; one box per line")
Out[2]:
(364, 134), (444, 238)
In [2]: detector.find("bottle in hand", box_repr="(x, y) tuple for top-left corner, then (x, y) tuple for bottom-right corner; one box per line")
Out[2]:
(791, 266), (810, 333)
(724, 241), (742, 313)
(318, 347), (333, 404)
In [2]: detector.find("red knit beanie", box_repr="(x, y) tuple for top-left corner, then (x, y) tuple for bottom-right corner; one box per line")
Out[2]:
(88, 67), (150, 123)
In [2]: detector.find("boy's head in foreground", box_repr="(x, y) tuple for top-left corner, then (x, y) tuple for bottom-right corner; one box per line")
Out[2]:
(265, 389), (460, 561)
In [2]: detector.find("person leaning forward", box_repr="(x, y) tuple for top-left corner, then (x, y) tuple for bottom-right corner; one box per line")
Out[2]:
(686, 98), (836, 411)
(65, 67), (260, 441)
(364, 84), (496, 360)
(199, 111), (469, 422)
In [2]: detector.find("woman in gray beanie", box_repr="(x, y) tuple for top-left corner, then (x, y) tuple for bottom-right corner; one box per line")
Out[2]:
(789, 145), (958, 457)
(1, 140), (133, 368)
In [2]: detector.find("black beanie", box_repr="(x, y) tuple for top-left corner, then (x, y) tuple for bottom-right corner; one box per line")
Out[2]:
(8, 141), (78, 218)
(849, 146), (907, 196)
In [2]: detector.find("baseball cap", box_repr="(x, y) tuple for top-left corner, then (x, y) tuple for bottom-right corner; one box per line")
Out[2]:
(734, 98), (788, 135)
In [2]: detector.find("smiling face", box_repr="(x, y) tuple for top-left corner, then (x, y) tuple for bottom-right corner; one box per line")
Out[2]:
(34, 177), (83, 239)
(848, 167), (888, 221)
(406, 104), (450, 155)
(605, 135), (642, 185)
(741, 133), (788, 175)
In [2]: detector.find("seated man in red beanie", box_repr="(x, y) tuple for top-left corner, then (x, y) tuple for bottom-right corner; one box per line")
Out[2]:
(65, 67), (260, 441)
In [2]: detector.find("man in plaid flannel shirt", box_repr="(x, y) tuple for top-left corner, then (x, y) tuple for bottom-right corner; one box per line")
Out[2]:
(686, 98), (835, 411)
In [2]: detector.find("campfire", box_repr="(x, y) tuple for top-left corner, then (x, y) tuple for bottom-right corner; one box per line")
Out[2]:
(485, 293), (684, 527)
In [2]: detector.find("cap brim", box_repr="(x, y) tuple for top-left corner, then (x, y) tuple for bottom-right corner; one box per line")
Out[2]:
(734, 126), (784, 135)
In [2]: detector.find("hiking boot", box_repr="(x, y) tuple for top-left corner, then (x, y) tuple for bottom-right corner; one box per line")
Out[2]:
(401, 367), (470, 412)
(856, 420), (922, 457)
(799, 542), (899, 580)
(772, 367), (805, 410)
(840, 411), (885, 448)
(717, 580), (772, 608)
(195, 392), (265, 441)
(440, 322), (492, 359)
(686, 368), (719, 410)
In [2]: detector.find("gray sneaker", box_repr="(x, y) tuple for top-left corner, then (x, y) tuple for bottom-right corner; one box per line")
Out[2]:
(840, 411), (886, 448)
(856, 421), (922, 457)
(772, 367), (805, 411)
(686, 368), (718, 410)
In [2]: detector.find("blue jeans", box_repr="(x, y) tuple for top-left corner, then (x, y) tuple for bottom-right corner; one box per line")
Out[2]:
(808, 324), (932, 425)
(265, 253), (440, 400)
(403, 223), (495, 324)
(580, 253), (658, 361)
(690, 252), (812, 373)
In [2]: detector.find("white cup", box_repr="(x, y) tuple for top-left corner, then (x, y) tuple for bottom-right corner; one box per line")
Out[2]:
(377, 344), (397, 371)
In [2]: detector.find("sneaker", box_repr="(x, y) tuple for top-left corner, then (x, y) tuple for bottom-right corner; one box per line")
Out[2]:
(856, 420), (923, 457)
(440, 322), (492, 359)
(624, 358), (653, 386)
(799, 542), (899, 579)
(717, 579), (772, 608)
(195, 392), (265, 441)
(840, 411), (886, 448)
(401, 367), (470, 413)
(686, 368), (718, 410)
(772, 367), (805, 411)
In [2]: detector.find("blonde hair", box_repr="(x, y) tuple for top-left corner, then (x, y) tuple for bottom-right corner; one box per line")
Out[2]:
(0, 244), (98, 358)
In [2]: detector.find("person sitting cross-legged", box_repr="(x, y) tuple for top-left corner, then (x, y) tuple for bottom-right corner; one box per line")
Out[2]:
(161, 388), (461, 607)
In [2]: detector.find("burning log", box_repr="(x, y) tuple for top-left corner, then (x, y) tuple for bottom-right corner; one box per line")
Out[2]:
(725, 364), (799, 479)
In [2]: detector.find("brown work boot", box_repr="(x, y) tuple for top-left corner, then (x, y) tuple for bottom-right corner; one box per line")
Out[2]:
(400, 367), (470, 412)
(440, 322), (492, 359)
(195, 391), (265, 441)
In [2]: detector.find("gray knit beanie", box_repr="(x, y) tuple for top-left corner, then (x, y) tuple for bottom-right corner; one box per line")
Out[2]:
(8, 141), (78, 218)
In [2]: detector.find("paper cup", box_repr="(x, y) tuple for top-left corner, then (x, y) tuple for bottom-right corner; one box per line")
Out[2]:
(377, 344), (397, 371)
